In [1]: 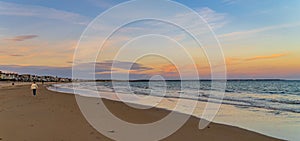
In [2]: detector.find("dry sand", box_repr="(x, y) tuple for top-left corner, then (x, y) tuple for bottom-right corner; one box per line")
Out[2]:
(0, 85), (282, 141)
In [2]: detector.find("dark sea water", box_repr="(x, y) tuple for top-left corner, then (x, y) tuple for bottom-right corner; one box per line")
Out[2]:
(51, 80), (300, 113)
(120, 80), (299, 112)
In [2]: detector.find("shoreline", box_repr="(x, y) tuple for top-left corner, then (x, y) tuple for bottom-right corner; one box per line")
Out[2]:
(0, 81), (60, 88)
(0, 85), (282, 141)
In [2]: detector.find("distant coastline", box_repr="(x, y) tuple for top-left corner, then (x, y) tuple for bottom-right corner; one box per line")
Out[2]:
(0, 70), (72, 82)
(1, 69), (298, 83)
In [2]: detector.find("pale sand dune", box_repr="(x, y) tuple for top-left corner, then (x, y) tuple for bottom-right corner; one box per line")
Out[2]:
(0, 85), (282, 141)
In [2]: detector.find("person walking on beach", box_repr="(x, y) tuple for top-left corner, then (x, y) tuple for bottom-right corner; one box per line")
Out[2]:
(31, 82), (38, 96)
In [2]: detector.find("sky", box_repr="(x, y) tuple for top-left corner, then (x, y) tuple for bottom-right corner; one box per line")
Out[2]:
(0, 0), (299, 79)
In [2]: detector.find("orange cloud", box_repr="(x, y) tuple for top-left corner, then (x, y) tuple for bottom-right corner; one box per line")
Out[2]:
(161, 64), (178, 73)
(245, 53), (288, 61)
(226, 53), (289, 66)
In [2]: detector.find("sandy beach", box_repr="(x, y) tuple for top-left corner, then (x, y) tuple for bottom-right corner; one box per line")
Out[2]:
(0, 84), (282, 141)
(0, 81), (58, 88)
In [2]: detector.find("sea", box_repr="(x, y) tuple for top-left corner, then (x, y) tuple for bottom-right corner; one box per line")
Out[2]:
(48, 80), (300, 140)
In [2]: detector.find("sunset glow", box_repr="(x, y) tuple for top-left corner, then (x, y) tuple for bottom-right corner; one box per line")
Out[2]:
(0, 0), (299, 79)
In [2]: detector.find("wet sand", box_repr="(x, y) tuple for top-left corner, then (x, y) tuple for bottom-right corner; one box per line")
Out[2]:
(0, 85), (281, 141)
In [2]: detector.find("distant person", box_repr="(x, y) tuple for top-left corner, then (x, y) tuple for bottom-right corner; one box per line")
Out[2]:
(31, 82), (38, 96)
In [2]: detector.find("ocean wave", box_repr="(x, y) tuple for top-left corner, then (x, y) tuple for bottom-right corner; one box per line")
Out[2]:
(48, 82), (300, 114)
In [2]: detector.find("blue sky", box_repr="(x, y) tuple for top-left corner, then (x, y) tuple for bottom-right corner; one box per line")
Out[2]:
(2, 0), (299, 28)
(0, 0), (300, 79)
(1, 0), (299, 37)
